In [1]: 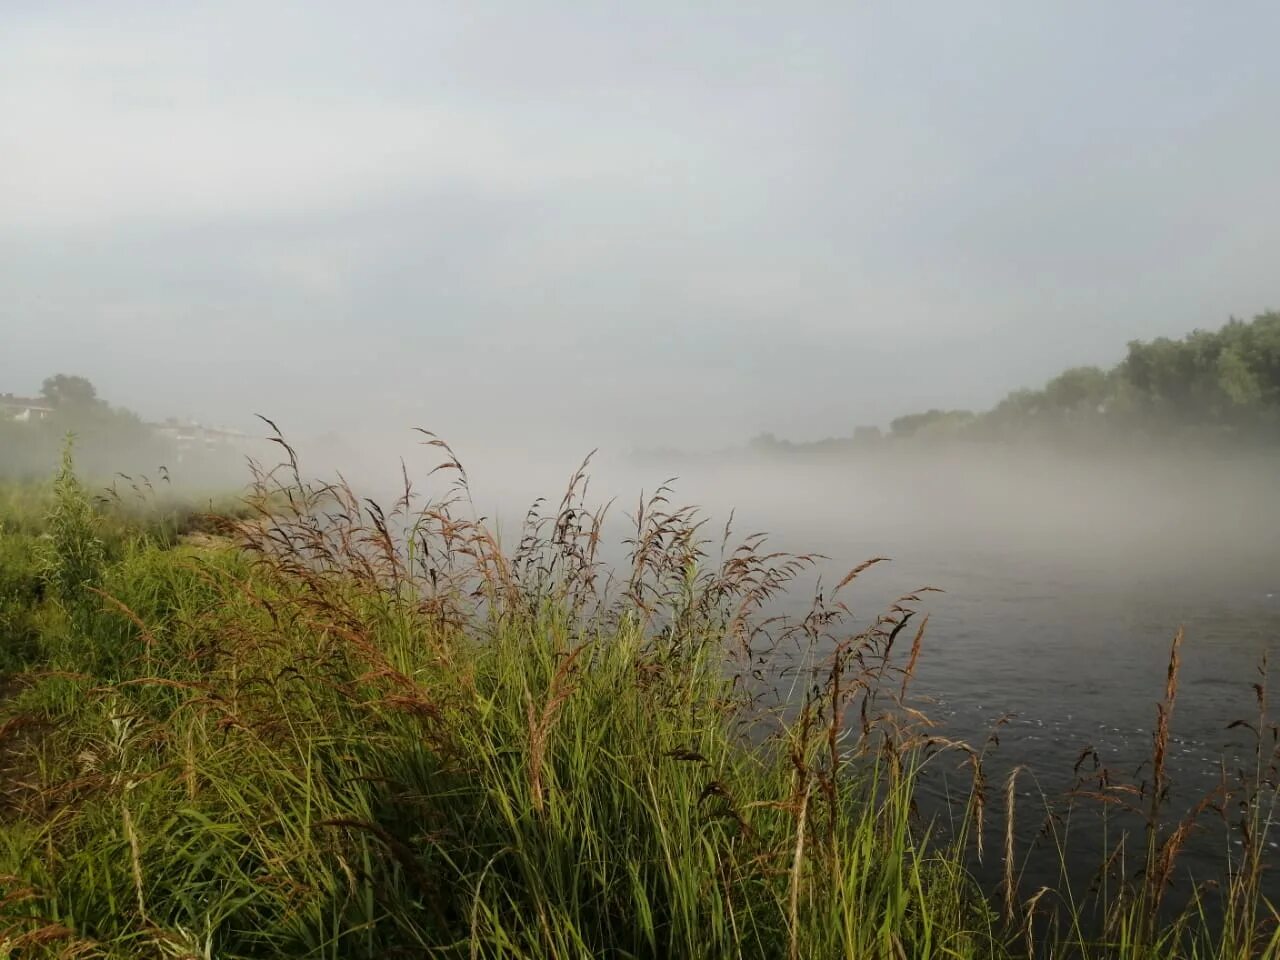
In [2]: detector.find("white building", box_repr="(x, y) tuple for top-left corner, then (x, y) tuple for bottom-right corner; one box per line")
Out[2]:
(0, 393), (54, 422)
(150, 419), (254, 461)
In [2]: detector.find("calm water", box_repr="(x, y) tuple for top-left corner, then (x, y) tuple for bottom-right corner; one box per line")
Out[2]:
(777, 534), (1280, 889)
(386, 444), (1280, 898)
(669, 452), (1280, 901)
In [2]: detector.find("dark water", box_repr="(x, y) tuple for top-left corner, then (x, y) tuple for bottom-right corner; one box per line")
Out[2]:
(389, 444), (1280, 900)
(661, 452), (1280, 904)
(781, 534), (1280, 895)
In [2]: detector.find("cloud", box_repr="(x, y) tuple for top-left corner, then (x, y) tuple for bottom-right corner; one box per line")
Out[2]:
(3, 1), (1280, 452)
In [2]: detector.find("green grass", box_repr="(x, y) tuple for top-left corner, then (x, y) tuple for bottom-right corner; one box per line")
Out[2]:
(0, 441), (1276, 958)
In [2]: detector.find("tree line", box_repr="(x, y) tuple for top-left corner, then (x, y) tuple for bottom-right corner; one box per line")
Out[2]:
(1, 376), (162, 479)
(0, 375), (245, 483)
(749, 310), (1280, 455)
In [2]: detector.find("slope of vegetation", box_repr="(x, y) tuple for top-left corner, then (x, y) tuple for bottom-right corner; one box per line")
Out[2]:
(0, 375), (247, 484)
(746, 310), (1280, 455)
(0, 436), (1277, 958)
(961, 309), (1280, 444)
(1, 376), (165, 482)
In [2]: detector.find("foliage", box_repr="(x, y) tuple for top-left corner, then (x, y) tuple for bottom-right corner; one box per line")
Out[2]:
(745, 310), (1280, 456)
(2, 373), (250, 485)
(2, 375), (166, 481)
(40, 373), (102, 410)
(965, 311), (1280, 444)
(890, 408), (978, 440)
(39, 438), (107, 640)
(0, 440), (1276, 958)
(0, 530), (43, 670)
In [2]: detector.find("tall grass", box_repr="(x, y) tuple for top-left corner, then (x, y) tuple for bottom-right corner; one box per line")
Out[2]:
(0, 432), (1276, 958)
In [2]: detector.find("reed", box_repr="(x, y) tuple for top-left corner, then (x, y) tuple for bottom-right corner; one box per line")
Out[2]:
(0, 433), (1275, 958)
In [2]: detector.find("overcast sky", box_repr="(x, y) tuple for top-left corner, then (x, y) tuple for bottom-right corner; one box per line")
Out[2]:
(3, 1), (1279, 453)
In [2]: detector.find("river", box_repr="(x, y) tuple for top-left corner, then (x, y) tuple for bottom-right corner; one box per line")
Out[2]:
(326, 437), (1280, 903)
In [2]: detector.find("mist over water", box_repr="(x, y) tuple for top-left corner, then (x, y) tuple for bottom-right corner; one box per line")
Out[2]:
(651, 446), (1280, 893)
(288, 431), (1279, 891)
(325, 433), (1279, 586)
(8, 4), (1280, 948)
(300, 430), (1280, 700)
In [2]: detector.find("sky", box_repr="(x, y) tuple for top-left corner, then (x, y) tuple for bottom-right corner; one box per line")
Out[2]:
(4, 1), (1280, 455)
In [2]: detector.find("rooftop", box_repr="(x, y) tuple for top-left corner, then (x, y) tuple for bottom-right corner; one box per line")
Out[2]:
(0, 393), (53, 410)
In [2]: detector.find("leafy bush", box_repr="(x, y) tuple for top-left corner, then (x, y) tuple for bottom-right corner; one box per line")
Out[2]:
(0, 531), (43, 669)
(38, 438), (106, 645)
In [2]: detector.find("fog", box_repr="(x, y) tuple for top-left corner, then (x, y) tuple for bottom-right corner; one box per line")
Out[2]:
(5, 2), (1280, 453)
(5, 1), (1280, 601)
(279, 428), (1278, 595)
(7, 5), (1280, 932)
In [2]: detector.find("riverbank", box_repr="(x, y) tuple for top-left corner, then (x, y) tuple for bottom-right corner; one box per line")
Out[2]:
(0, 445), (1276, 958)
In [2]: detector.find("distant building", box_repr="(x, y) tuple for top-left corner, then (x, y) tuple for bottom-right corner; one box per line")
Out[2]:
(149, 418), (253, 461)
(0, 393), (54, 422)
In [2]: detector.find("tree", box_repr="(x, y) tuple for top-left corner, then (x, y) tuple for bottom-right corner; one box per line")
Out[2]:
(1043, 366), (1109, 412)
(750, 309), (1280, 454)
(40, 374), (100, 409)
(748, 432), (791, 455)
(890, 409), (975, 439)
(1216, 347), (1262, 408)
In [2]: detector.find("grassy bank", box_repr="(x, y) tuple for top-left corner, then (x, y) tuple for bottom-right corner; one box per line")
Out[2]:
(0, 437), (1276, 958)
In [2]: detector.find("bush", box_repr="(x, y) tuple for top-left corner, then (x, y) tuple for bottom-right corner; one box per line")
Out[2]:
(35, 439), (107, 664)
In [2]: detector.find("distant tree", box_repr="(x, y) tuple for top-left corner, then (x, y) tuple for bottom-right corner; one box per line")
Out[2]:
(988, 388), (1044, 421)
(40, 375), (100, 410)
(890, 409), (974, 439)
(1216, 346), (1262, 408)
(751, 309), (1280, 456)
(748, 432), (788, 454)
(889, 410), (942, 438)
(1043, 366), (1109, 412)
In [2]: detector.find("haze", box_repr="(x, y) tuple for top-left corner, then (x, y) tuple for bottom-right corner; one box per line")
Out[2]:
(4, 1), (1280, 459)
(3, 0), (1279, 593)
(6, 10), (1280, 935)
